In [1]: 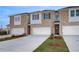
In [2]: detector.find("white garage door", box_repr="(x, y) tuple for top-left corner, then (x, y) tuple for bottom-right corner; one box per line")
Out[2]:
(32, 27), (51, 35)
(11, 28), (25, 35)
(63, 26), (79, 35)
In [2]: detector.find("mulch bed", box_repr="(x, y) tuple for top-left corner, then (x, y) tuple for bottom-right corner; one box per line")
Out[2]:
(49, 36), (64, 47)
(49, 43), (64, 48)
(54, 36), (63, 39)
(49, 36), (63, 40)
(0, 35), (26, 42)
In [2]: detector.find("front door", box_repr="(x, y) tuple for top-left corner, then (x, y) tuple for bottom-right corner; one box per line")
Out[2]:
(28, 26), (30, 34)
(55, 24), (59, 35)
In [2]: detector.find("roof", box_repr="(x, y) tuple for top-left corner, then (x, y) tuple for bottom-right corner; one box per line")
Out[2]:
(9, 12), (29, 17)
(65, 6), (79, 8)
(59, 6), (79, 10)
(29, 10), (55, 13)
(9, 6), (79, 16)
(10, 6), (79, 16)
(9, 10), (55, 16)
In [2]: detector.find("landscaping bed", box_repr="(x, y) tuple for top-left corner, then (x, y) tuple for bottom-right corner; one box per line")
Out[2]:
(34, 36), (69, 52)
(0, 35), (26, 42)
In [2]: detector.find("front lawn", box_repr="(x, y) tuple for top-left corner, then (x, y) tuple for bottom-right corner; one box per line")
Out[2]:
(34, 36), (69, 52)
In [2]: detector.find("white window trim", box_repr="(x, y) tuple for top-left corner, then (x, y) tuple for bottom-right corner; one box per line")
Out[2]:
(69, 8), (79, 22)
(76, 9), (79, 16)
(69, 9), (76, 17)
(30, 13), (41, 24)
(43, 13), (51, 19)
(32, 13), (39, 20)
(14, 15), (21, 25)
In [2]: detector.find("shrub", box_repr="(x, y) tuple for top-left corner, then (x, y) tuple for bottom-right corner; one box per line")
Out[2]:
(0, 30), (7, 35)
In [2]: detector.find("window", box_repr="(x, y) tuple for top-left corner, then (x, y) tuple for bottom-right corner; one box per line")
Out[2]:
(76, 10), (79, 16)
(70, 10), (75, 17)
(55, 15), (59, 19)
(55, 12), (59, 21)
(32, 14), (39, 20)
(69, 9), (79, 22)
(14, 15), (21, 25)
(14, 15), (21, 22)
(43, 13), (51, 19)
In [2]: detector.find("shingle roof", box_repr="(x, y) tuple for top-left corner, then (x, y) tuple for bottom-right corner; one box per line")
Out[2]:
(29, 10), (55, 13)
(59, 6), (79, 10)
(9, 10), (55, 16)
(9, 12), (29, 16)
(9, 6), (79, 16)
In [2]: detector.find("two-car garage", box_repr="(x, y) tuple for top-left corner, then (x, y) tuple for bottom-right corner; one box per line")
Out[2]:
(63, 26), (79, 35)
(11, 28), (25, 36)
(32, 27), (51, 35)
(11, 26), (79, 35)
(32, 26), (79, 35)
(11, 26), (51, 36)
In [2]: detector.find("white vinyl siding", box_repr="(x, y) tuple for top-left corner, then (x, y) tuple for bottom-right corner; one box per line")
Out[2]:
(14, 15), (21, 25)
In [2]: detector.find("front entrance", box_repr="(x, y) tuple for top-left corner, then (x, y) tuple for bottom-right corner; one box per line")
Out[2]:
(55, 24), (59, 35)
(28, 26), (30, 34)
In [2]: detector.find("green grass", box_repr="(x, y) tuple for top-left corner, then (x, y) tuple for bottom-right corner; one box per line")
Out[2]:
(34, 36), (69, 52)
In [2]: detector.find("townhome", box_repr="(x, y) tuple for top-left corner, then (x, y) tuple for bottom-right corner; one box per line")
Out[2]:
(9, 13), (30, 36)
(30, 10), (60, 35)
(9, 6), (79, 36)
(59, 6), (79, 35)
(9, 10), (60, 36)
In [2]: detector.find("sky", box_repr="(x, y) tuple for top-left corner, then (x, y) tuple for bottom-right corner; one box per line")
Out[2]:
(0, 6), (65, 28)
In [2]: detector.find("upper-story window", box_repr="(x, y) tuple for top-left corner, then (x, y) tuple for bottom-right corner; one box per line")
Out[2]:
(43, 13), (51, 19)
(55, 11), (60, 21)
(14, 15), (21, 25)
(14, 15), (21, 22)
(70, 9), (79, 17)
(76, 10), (79, 16)
(69, 9), (79, 22)
(70, 10), (75, 17)
(31, 13), (41, 24)
(32, 14), (39, 20)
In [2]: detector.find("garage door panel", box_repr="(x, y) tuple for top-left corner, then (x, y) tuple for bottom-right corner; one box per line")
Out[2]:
(32, 27), (51, 35)
(63, 26), (79, 35)
(11, 28), (24, 35)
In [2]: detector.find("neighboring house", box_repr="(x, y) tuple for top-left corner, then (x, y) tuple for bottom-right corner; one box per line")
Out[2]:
(9, 6), (79, 36)
(9, 13), (30, 36)
(9, 10), (60, 36)
(59, 6), (79, 35)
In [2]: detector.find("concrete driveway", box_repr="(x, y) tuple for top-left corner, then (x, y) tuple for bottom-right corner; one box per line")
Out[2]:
(0, 35), (50, 52)
(63, 35), (79, 52)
